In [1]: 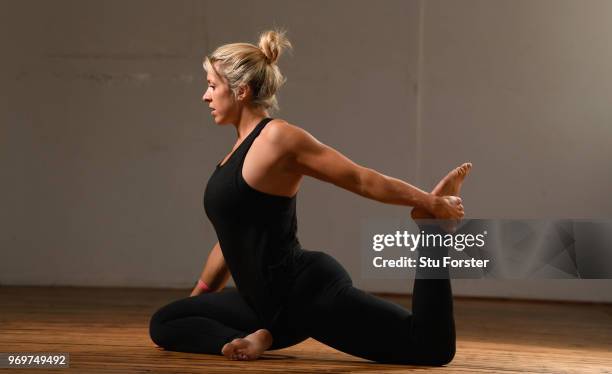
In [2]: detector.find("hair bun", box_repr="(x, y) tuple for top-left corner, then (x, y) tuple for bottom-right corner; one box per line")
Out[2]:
(258, 29), (292, 64)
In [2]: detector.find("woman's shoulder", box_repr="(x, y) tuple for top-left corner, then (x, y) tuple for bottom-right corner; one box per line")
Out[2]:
(263, 118), (295, 136)
(261, 118), (308, 147)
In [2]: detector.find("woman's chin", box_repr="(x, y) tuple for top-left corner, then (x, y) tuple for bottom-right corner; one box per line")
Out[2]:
(210, 114), (222, 124)
(212, 116), (232, 126)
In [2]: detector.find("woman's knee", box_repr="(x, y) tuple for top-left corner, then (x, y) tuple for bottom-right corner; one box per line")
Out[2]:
(148, 310), (164, 346)
(413, 339), (456, 366)
(427, 342), (456, 366)
(148, 306), (176, 349)
(147, 297), (192, 334)
(441, 344), (456, 366)
(384, 332), (456, 366)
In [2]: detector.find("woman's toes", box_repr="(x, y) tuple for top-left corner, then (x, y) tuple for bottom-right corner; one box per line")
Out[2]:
(221, 343), (233, 358)
(222, 340), (243, 359)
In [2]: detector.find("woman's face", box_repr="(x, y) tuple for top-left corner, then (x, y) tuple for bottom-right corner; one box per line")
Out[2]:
(203, 63), (237, 124)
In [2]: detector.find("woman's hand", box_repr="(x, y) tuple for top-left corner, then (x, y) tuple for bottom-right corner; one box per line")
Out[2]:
(190, 279), (212, 297)
(431, 195), (464, 220)
(190, 285), (203, 297)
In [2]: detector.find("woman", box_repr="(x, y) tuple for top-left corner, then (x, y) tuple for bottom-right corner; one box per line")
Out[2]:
(149, 30), (472, 366)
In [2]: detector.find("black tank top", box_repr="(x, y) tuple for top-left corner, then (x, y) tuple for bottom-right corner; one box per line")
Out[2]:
(203, 117), (303, 330)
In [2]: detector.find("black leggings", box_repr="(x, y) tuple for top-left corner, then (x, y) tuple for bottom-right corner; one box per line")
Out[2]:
(149, 228), (455, 366)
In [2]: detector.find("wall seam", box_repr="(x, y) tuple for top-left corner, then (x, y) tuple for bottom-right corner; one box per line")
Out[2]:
(415, 0), (425, 186)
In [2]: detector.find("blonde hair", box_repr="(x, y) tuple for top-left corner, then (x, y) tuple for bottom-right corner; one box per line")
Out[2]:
(203, 30), (292, 112)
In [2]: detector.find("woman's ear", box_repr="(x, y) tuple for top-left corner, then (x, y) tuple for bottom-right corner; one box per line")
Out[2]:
(236, 84), (251, 102)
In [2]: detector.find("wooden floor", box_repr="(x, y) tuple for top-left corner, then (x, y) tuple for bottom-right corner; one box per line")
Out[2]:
(1, 286), (611, 373)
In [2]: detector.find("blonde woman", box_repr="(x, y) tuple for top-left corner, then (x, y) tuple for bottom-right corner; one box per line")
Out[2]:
(149, 30), (471, 366)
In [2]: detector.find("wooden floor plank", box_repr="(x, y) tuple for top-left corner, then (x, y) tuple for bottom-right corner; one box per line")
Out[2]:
(1, 286), (611, 373)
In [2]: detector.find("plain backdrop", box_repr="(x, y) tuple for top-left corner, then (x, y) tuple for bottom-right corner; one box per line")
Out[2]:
(2, 0), (611, 301)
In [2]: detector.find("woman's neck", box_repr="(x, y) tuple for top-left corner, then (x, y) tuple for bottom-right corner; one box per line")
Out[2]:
(233, 106), (270, 139)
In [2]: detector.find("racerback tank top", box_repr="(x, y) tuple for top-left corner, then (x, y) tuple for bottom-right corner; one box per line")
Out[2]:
(203, 117), (303, 331)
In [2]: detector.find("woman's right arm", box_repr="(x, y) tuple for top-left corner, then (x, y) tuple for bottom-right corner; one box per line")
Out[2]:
(190, 241), (231, 296)
(266, 120), (463, 219)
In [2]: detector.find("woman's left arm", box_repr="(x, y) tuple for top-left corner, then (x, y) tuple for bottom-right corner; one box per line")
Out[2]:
(271, 121), (437, 212)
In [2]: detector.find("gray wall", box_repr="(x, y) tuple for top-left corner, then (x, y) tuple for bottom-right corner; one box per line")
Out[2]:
(2, 0), (611, 302)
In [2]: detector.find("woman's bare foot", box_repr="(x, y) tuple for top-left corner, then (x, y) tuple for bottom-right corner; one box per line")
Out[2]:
(412, 162), (472, 219)
(221, 328), (273, 361)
